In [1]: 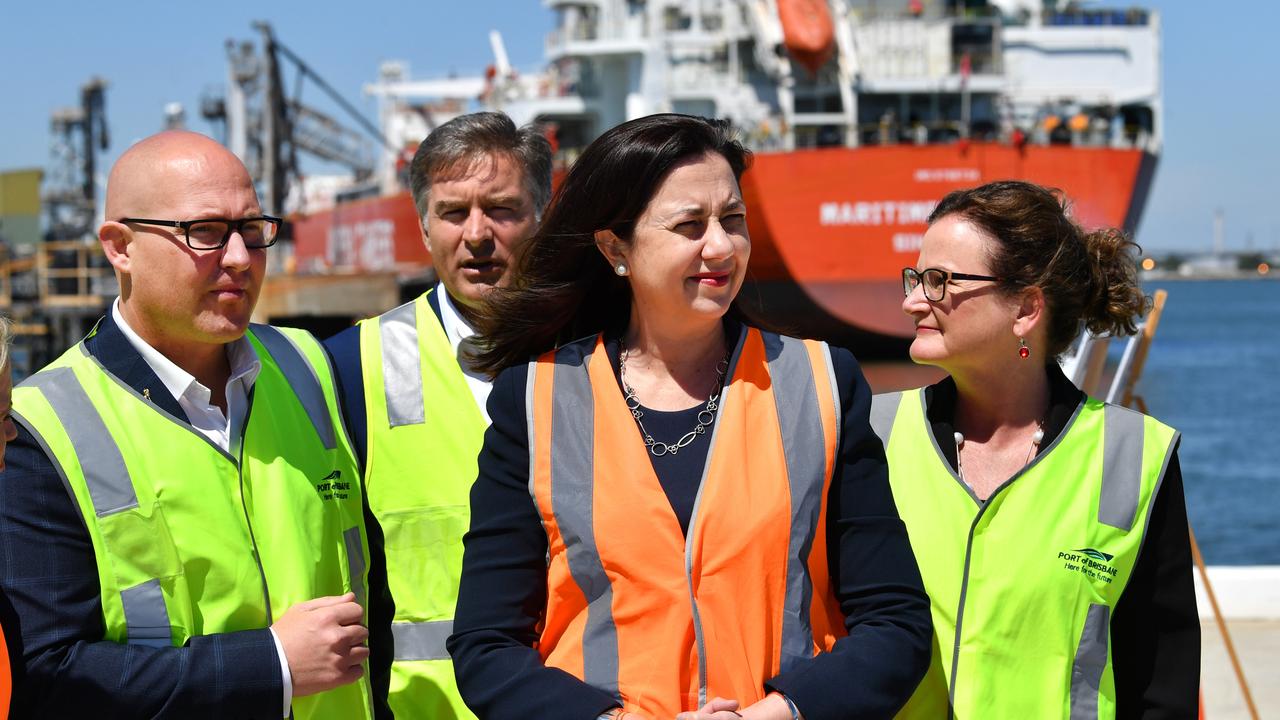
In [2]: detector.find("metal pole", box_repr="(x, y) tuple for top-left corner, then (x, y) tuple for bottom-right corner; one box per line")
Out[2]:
(1189, 527), (1260, 720)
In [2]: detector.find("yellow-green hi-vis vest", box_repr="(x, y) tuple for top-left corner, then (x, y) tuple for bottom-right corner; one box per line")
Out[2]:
(870, 388), (1179, 720)
(12, 324), (374, 720)
(358, 290), (487, 720)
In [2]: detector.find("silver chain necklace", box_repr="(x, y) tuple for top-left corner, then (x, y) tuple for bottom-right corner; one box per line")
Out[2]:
(619, 341), (730, 457)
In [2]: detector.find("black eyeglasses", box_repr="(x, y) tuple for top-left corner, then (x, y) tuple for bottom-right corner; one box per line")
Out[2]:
(902, 267), (1002, 302)
(119, 216), (282, 250)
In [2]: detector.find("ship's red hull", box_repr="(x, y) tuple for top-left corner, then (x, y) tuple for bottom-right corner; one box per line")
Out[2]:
(289, 143), (1157, 350)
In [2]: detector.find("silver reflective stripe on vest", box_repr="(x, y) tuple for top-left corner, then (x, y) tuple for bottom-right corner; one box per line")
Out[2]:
(392, 620), (453, 661)
(21, 366), (138, 516)
(1069, 603), (1110, 720)
(121, 578), (172, 647)
(344, 526), (368, 607)
(379, 301), (426, 428)
(525, 360), (540, 508)
(252, 324), (337, 450)
(762, 334), (828, 673)
(1099, 405), (1146, 530)
(869, 392), (904, 445)
(549, 343), (621, 698)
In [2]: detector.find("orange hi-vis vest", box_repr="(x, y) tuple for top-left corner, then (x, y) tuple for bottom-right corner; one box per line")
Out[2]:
(527, 327), (846, 718)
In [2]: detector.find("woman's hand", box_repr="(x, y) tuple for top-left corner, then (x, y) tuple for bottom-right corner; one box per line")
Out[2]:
(674, 696), (742, 719)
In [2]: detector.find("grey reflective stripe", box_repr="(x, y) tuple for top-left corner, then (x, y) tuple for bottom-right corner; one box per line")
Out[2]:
(550, 343), (620, 698)
(379, 301), (426, 428)
(869, 392), (904, 445)
(820, 345), (842, 451)
(21, 366), (138, 516)
(763, 334), (828, 672)
(344, 526), (368, 607)
(121, 578), (172, 647)
(1099, 405), (1146, 530)
(525, 360), (539, 507)
(392, 620), (453, 661)
(1069, 603), (1110, 720)
(252, 324), (337, 450)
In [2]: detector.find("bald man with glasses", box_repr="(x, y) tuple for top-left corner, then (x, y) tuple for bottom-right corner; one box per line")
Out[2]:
(0, 131), (392, 718)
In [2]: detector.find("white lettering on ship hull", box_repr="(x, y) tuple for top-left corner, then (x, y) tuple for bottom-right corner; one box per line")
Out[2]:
(913, 168), (981, 183)
(819, 200), (937, 227)
(328, 220), (396, 270)
(893, 233), (923, 252)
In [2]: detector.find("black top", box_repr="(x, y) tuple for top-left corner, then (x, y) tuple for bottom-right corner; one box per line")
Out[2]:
(923, 366), (1200, 717)
(447, 332), (933, 720)
(0, 313), (394, 719)
(622, 402), (708, 537)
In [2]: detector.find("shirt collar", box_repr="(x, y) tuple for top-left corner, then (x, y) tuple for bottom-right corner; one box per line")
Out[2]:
(111, 298), (261, 403)
(435, 282), (477, 346)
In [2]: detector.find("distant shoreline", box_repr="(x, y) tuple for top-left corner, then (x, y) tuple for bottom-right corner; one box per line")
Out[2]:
(1141, 272), (1276, 282)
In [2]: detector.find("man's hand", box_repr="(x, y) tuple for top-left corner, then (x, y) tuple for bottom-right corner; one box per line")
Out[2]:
(272, 593), (370, 697)
(675, 697), (742, 720)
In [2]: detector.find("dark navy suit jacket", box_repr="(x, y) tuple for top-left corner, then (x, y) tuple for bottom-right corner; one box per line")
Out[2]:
(0, 313), (393, 719)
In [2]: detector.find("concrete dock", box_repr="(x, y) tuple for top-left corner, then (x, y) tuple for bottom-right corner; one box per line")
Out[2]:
(1197, 567), (1278, 719)
(1202, 619), (1278, 718)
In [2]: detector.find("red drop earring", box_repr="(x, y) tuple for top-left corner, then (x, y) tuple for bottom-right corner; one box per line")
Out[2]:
(1018, 338), (1030, 359)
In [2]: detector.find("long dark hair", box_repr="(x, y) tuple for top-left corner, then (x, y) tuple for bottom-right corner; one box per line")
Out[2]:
(928, 180), (1148, 358)
(472, 114), (751, 376)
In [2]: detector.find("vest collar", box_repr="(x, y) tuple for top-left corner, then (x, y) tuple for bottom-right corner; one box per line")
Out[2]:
(925, 363), (1085, 473)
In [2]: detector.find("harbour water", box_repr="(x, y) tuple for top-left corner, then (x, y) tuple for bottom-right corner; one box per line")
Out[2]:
(864, 278), (1278, 565)
(1137, 279), (1279, 565)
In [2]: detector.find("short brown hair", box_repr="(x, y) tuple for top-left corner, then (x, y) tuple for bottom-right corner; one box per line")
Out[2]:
(408, 112), (553, 220)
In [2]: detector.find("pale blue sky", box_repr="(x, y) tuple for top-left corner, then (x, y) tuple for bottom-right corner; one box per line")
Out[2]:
(1, 1), (1274, 252)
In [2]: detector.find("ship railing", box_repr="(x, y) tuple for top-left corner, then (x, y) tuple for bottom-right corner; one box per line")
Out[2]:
(0, 239), (117, 311)
(851, 5), (1001, 23)
(851, 118), (1154, 151)
(1044, 9), (1150, 27)
(852, 18), (1002, 81)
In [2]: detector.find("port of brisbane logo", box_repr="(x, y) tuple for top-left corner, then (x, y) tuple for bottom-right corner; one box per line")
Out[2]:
(1058, 547), (1118, 584)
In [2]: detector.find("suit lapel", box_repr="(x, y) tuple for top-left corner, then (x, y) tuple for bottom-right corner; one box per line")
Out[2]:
(84, 313), (188, 421)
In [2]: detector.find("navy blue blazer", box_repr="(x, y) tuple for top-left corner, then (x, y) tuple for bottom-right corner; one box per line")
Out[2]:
(0, 313), (393, 719)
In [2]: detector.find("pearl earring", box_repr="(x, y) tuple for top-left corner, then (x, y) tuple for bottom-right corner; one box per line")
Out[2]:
(615, 263), (628, 276)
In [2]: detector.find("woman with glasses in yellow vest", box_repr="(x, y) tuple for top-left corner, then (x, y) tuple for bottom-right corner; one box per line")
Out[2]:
(878, 181), (1199, 719)
(447, 114), (932, 720)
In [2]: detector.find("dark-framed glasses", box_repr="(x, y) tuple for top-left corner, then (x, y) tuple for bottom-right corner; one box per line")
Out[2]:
(119, 216), (282, 250)
(902, 266), (1001, 302)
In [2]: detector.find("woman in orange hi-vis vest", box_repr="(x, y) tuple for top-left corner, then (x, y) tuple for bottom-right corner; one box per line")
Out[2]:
(447, 114), (932, 720)
(0, 316), (19, 717)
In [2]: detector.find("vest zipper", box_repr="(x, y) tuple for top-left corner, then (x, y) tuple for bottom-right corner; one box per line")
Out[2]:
(946, 480), (1017, 720)
(679, 331), (745, 710)
(684, 517), (709, 708)
(236, 394), (275, 625)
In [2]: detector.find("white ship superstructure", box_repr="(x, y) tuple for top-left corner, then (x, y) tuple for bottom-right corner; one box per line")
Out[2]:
(365, 0), (1161, 176)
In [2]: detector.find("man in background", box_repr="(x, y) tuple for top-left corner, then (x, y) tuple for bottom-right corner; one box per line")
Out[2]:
(326, 111), (552, 719)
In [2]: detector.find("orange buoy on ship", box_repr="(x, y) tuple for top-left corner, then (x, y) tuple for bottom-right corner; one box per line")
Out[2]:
(778, 0), (836, 75)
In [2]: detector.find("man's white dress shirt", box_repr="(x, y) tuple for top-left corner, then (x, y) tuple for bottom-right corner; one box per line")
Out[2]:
(436, 282), (493, 423)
